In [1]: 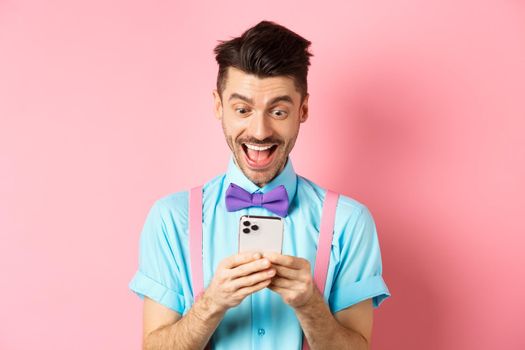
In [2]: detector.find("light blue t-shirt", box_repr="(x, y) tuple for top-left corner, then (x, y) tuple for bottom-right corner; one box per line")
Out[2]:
(129, 155), (390, 349)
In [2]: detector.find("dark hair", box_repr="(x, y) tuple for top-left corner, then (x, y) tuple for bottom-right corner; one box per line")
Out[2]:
(213, 20), (313, 104)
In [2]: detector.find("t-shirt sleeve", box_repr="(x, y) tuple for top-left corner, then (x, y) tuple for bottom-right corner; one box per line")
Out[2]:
(128, 200), (186, 314)
(328, 204), (391, 313)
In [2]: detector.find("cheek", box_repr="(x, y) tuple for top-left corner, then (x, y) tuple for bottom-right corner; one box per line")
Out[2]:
(277, 122), (299, 142)
(222, 116), (240, 132)
(227, 119), (251, 137)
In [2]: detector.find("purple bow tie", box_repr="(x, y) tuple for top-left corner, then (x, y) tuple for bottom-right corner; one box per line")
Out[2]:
(225, 183), (289, 217)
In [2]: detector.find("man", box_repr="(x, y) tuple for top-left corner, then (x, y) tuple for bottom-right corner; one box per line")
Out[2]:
(129, 20), (390, 350)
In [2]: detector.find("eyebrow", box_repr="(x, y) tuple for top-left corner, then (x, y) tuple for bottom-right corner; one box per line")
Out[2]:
(228, 93), (295, 106)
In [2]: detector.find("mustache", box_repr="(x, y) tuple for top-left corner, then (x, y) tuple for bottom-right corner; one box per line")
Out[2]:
(237, 137), (283, 145)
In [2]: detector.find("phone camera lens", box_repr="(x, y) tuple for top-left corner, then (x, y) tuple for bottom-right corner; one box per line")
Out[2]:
(243, 228), (250, 234)
(251, 225), (259, 231)
(243, 221), (251, 226)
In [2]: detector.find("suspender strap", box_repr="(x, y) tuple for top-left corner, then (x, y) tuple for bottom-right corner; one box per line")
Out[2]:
(313, 190), (339, 295)
(189, 185), (204, 301)
(189, 185), (212, 350)
(302, 189), (339, 350)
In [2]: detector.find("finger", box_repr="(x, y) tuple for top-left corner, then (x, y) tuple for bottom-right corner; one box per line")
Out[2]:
(222, 252), (262, 269)
(230, 258), (272, 279)
(273, 264), (302, 280)
(267, 284), (288, 296)
(234, 278), (272, 299)
(269, 276), (295, 289)
(262, 252), (305, 269)
(232, 268), (276, 290)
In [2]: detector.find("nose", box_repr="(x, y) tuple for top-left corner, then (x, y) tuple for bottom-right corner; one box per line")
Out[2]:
(247, 111), (272, 141)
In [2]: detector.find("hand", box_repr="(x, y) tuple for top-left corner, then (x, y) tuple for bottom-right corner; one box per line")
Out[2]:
(202, 252), (276, 314)
(263, 252), (318, 309)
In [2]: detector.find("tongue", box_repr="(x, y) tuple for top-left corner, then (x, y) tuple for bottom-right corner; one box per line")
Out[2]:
(246, 147), (271, 163)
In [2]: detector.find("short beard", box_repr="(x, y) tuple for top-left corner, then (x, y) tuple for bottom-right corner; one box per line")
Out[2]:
(221, 120), (299, 187)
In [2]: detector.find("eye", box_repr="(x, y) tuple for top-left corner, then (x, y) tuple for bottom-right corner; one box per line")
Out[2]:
(271, 110), (288, 118)
(235, 107), (251, 116)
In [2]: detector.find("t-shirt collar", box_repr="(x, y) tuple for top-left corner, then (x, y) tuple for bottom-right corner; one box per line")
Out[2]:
(224, 154), (298, 203)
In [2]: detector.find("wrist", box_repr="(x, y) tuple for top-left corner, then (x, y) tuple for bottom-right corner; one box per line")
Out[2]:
(194, 292), (226, 322)
(296, 287), (322, 311)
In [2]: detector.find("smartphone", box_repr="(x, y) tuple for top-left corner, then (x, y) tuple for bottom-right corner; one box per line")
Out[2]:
(238, 215), (284, 254)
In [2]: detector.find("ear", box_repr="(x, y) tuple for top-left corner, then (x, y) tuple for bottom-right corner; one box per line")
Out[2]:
(299, 93), (309, 123)
(213, 89), (223, 120)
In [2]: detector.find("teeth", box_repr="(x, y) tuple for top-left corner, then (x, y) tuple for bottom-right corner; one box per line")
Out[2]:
(244, 143), (273, 151)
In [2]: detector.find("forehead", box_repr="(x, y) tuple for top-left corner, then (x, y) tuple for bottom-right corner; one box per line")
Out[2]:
(223, 66), (300, 104)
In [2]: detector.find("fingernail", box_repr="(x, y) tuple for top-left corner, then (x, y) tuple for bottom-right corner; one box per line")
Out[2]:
(253, 253), (261, 259)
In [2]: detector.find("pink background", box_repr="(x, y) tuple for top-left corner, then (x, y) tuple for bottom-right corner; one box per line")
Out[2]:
(1, 1), (524, 349)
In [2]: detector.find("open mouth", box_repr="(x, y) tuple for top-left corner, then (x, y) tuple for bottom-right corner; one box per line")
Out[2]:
(241, 143), (279, 169)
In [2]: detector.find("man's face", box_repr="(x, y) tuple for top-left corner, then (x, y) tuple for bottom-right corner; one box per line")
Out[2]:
(213, 66), (309, 187)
